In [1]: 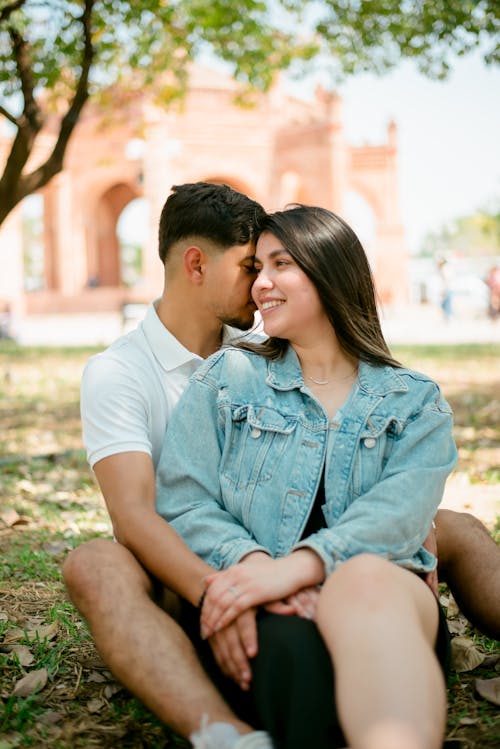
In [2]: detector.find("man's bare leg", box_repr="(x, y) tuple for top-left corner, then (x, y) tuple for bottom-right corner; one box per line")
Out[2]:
(436, 509), (500, 639)
(62, 539), (254, 739)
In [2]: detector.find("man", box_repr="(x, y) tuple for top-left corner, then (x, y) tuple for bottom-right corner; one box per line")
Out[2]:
(64, 183), (271, 748)
(63, 182), (500, 748)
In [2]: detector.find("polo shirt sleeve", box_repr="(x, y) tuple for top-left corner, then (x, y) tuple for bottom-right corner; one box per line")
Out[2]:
(81, 353), (152, 468)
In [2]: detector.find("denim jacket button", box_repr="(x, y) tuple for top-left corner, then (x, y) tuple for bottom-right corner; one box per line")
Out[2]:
(250, 428), (262, 438)
(364, 437), (376, 448)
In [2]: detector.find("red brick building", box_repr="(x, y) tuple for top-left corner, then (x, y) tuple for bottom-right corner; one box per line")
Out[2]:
(0, 66), (407, 325)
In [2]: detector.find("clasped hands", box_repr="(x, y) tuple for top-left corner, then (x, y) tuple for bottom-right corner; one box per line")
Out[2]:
(203, 525), (439, 690)
(202, 550), (324, 691)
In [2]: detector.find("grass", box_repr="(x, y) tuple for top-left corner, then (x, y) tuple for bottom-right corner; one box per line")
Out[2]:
(0, 341), (499, 748)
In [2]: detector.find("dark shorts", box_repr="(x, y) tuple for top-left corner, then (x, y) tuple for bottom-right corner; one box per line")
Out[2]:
(180, 595), (450, 749)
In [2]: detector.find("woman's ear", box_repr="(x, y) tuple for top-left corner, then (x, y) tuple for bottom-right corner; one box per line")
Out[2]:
(183, 246), (206, 283)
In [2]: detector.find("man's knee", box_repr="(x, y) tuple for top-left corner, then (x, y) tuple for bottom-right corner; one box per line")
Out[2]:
(435, 509), (500, 638)
(62, 538), (151, 612)
(63, 538), (118, 591)
(435, 508), (492, 569)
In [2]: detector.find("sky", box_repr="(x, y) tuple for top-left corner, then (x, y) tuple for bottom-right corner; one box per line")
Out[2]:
(321, 52), (500, 254)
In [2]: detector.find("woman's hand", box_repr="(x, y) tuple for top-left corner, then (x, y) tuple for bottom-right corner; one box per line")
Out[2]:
(201, 555), (287, 638)
(201, 549), (325, 637)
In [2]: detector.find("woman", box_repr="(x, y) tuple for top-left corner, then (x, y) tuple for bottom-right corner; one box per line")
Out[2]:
(156, 206), (457, 749)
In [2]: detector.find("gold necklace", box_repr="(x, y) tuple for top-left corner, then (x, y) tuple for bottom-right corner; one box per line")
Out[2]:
(305, 368), (357, 386)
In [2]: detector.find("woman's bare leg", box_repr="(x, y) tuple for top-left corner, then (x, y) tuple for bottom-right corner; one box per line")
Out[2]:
(315, 554), (446, 749)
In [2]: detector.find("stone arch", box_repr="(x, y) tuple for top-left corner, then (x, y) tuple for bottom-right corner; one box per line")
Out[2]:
(343, 189), (377, 260)
(347, 178), (385, 226)
(347, 174), (406, 306)
(277, 171), (312, 208)
(0, 72), (409, 319)
(89, 182), (140, 287)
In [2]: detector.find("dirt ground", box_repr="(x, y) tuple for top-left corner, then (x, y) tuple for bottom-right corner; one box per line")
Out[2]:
(0, 342), (499, 747)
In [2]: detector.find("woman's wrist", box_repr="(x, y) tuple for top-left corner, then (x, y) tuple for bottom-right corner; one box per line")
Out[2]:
(280, 549), (325, 588)
(240, 550), (272, 565)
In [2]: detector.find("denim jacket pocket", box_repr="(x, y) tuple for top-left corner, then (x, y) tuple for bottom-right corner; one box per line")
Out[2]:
(220, 404), (297, 497)
(351, 415), (400, 497)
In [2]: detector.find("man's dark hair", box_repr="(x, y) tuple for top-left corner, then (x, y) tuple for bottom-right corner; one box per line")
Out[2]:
(158, 182), (265, 263)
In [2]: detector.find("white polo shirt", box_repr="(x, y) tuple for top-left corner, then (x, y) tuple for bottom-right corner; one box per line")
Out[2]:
(81, 302), (247, 470)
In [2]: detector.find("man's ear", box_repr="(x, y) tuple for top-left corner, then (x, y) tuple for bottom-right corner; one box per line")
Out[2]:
(183, 246), (206, 284)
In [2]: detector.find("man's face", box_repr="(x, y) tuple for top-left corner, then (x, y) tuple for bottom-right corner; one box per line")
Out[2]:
(204, 243), (257, 330)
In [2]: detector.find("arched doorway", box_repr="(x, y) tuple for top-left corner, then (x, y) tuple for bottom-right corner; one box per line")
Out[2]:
(116, 197), (149, 288)
(21, 194), (45, 291)
(90, 183), (140, 287)
(344, 190), (377, 262)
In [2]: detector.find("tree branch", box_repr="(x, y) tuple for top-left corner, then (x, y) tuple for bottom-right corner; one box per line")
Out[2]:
(41, 0), (95, 174)
(0, 25), (43, 222)
(0, 102), (20, 126)
(9, 26), (43, 132)
(0, 0), (96, 217)
(0, 124), (34, 222)
(0, 0), (26, 23)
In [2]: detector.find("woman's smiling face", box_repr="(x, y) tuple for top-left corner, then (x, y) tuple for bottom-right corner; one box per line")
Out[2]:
(252, 231), (329, 342)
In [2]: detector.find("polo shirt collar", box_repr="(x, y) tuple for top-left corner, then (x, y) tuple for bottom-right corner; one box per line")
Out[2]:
(142, 302), (237, 372)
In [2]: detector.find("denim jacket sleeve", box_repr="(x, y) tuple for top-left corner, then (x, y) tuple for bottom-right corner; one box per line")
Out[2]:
(155, 374), (268, 570)
(295, 382), (458, 576)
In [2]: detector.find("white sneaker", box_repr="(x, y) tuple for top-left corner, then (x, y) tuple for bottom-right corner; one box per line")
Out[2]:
(190, 721), (273, 749)
(235, 732), (274, 748)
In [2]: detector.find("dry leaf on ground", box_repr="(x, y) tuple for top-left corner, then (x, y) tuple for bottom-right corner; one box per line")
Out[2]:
(86, 697), (106, 713)
(475, 676), (500, 706)
(447, 616), (468, 635)
(446, 596), (460, 618)
(12, 668), (48, 696)
(26, 620), (59, 642)
(459, 716), (480, 726)
(3, 627), (26, 644)
(450, 636), (486, 672)
(482, 654), (500, 669)
(0, 509), (21, 527)
(36, 710), (65, 725)
(9, 644), (34, 667)
(87, 670), (107, 683)
(103, 683), (122, 699)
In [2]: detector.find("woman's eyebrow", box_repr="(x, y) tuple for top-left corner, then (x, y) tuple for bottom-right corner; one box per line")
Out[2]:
(255, 249), (289, 263)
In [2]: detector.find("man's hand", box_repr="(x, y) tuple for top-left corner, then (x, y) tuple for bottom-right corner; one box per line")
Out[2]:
(208, 608), (257, 691)
(201, 549), (324, 637)
(266, 586), (321, 621)
(422, 522), (439, 597)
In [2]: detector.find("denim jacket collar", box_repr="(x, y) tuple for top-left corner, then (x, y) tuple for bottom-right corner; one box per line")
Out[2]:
(267, 345), (408, 396)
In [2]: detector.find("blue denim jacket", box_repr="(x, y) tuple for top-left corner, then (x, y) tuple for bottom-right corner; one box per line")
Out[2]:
(156, 345), (457, 576)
